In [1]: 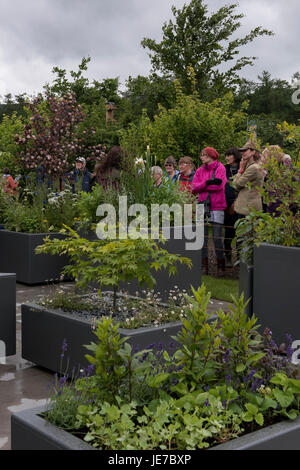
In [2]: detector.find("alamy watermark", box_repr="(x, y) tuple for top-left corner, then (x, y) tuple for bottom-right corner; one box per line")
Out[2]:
(95, 196), (205, 250)
(292, 340), (300, 365)
(292, 80), (300, 105)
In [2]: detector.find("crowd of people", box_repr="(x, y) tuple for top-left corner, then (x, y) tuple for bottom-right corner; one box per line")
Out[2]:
(1, 142), (295, 278)
(150, 141), (294, 277)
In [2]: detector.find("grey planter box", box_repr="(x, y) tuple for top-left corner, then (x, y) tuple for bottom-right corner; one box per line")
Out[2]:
(253, 243), (300, 344)
(239, 262), (254, 317)
(0, 230), (69, 285)
(11, 405), (300, 450)
(0, 273), (16, 357)
(11, 406), (94, 450)
(21, 303), (182, 373)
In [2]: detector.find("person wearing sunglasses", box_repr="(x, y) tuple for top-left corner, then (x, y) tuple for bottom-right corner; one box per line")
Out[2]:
(164, 156), (179, 183)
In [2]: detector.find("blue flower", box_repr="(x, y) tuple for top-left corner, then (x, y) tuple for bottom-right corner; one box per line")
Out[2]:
(204, 399), (210, 407)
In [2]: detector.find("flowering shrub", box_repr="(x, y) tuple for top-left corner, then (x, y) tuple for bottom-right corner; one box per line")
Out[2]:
(2, 182), (79, 233)
(45, 285), (300, 449)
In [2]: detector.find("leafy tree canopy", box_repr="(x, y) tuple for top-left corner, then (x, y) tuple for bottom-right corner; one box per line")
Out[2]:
(141, 0), (273, 96)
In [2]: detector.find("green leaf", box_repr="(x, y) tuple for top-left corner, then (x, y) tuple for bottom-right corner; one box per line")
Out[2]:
(245, 403), (258, 415)
(236, 363), (246, 373)
(284, 410), (298, 420)
(255, 413), (264, 426)
(242, 412), (254, 422)
(273, 389), (294, 409)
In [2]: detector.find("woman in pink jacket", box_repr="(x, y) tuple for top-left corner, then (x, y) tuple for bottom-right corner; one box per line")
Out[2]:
(192, 147), (227, 276)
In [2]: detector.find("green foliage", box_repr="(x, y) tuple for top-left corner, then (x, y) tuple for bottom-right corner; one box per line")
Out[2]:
(46, 285), (300, 449)
(234, 159), (300, 262)
(75, 395), (244, 450)
(2, 182), (79, 233)
(141, 0), (273, 95)
(0, 113), (25, 174)
(36, 226), (192, 309)
(121, 74), (176, 124)
(120, 84), (247, 161)
(236, 72), (300, 125)
(277, 121), (300, 162)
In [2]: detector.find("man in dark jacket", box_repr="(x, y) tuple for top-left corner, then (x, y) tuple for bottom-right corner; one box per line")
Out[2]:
(74, 157), (93, 192)
(224, 148), (241, 267)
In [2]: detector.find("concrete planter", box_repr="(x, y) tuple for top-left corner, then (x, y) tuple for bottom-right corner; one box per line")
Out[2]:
(0, 230), (69, 285)
(11, 405), (300, 450)
(21, 303), (182, 373)
(253, 243), (300, 344)
(239, 262), (254, 317)
(0, 273), (16, 357)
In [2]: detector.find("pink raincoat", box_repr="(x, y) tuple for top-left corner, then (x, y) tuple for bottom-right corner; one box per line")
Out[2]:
(192, 161), (227, 211)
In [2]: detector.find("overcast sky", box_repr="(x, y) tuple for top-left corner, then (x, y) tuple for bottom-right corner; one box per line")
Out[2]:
(0, 0), (299, 97)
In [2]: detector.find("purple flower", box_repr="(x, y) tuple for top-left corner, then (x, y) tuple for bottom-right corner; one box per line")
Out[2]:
(204, 399), (210, 407)
(225, 375), (232, 385)
(58, 376), (67, 387)
(87, 364), (95, 377)
(61, 338), (67, 353)
(158, 342), (164, 351)
(222, 349), (231, 363)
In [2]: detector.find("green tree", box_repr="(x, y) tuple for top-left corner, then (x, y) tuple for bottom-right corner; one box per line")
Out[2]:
(120, 80), (247, 161)
(121, 74), (176, 124)
(0, 112), (25, 174)
(141, 0), (273, 96)
(236, 71), (300, 123)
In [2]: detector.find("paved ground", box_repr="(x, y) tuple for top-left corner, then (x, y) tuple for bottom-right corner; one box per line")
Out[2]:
(0, 282), (233, 451)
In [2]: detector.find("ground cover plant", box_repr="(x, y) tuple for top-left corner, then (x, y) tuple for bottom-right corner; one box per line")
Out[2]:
(39, 285), (189, 329)
(44, 285), (300, 450)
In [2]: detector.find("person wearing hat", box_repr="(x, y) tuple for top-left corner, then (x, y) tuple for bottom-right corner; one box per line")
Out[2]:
(192, 147), (227, 276)
(75, 157), (93, 192)
(232, 141), (264, 217)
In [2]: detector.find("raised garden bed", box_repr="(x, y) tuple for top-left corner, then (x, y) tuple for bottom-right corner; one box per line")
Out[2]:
(239, 262), (253, 317)
(82, 225), (202, 301)
(21, 302), (183, 373)
(0, 273), (16, 357)
(0, 230), (69, 285)
(253, 243), (300, 344)
(11, 405), (300, 450)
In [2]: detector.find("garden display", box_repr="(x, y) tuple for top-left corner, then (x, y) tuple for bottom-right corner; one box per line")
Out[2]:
(12, 286), (300, 450)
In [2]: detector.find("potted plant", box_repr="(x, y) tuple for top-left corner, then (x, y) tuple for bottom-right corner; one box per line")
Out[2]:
(21, 227), (192, 372)
(235, 158), (300, 343)
(12, 286), (300, 450)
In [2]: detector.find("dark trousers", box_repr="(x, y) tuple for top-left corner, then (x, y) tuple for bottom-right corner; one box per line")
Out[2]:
(224, 212), (239, 256)
(202, 222), (224, 260)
